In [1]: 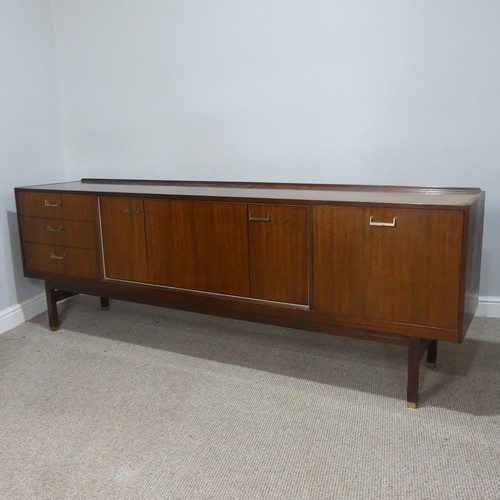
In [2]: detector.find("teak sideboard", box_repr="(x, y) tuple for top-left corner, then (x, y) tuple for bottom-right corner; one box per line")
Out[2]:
(14, 179), (485, 408)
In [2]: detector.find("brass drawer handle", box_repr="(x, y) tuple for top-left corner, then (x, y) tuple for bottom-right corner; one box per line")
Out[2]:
(249, 212), (271, 222)
(47, 224), (64, 233)
(123, 206), (143, 215)
(369, 216), (397, 227)
(44, 199), (62, 207)
(49, 251), (66, 260)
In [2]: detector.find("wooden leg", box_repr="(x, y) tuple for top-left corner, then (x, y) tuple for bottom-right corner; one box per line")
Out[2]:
(426, 340), (437, 368)
(44, 283), (79, 331)
(100, 297), (110, 311)
(407, 337), (435, 408)
(45, 281), (60, 331)
(407, 337), (422, 409)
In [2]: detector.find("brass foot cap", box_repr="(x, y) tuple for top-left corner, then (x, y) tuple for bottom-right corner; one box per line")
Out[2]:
(101, 306), (110, 311)
(50, 326), (60, 332)
(407, 402), (417, 409)
(426, 362), (436, 369)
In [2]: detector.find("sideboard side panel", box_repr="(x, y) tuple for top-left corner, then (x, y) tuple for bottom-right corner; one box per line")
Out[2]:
(460, 193), (485, 340)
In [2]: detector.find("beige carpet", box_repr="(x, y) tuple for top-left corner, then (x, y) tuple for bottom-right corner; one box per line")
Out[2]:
(1, 295), (499, 499)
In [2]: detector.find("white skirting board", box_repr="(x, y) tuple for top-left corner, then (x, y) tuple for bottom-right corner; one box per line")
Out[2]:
(475, 296), (500, 319)
(0, 293), (47, 335)
(1, 294), (499, 335)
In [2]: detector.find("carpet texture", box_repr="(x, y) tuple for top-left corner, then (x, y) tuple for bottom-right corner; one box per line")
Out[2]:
(1, 295), (499, 499)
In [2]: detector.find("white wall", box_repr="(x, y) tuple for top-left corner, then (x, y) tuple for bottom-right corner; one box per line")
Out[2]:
(2, 1), (499, 331)
(0, 0), (66, 331)
(51, 0), (500, 301)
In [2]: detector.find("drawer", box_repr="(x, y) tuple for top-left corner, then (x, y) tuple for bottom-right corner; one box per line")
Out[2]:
(23, 242), (100, 279)
(19, 217), (97, 249)
(17, 192), (96, 221)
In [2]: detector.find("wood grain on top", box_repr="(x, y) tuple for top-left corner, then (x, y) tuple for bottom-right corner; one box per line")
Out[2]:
(15, 179), (483, 207)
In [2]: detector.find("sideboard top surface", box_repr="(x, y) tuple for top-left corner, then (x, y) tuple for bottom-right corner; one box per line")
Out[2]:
(16, 179), (483, 207)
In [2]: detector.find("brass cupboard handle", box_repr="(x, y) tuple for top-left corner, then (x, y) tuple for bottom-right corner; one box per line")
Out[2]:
(49, 251), (66, 260)
(47, 224), (64, 233)
(249, 212), (271, 222)
(123, 206), (144, 214)
(44, 199), (62, 207)
(369, 216), (397, 227)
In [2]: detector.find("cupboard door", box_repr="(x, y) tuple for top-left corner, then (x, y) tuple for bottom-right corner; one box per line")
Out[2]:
(313, 206), (463, 329)
(99, 197), (149, 282)
(248, 204), (309, 305)
(145, 200), (249, 296)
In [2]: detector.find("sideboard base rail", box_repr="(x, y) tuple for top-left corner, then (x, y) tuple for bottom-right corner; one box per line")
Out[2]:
(44, 281), (438, 409)
(44, 282), (107, 331)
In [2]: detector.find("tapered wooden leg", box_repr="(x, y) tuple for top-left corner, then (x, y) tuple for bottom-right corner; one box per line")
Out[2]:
(426, 340), (437, 368)
(407, 337), (421, 409)
(100, 297), (110, 311)
(45, 281), (59, 331)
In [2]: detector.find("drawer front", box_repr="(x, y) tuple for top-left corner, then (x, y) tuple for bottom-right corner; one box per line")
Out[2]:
(19, 217), (97, 249)
(17, 192), (96, 221)
(23, 242), (100, 279)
